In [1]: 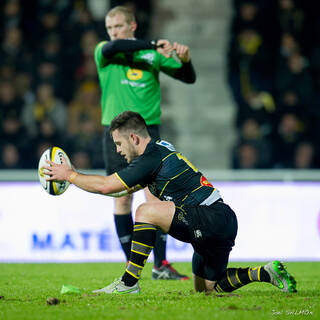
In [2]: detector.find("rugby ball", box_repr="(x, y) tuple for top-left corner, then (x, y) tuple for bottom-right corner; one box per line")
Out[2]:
(38, 146), (72, 196)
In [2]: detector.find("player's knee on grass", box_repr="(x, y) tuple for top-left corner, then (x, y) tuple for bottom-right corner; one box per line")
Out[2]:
(193, 274), (216, 293)
(192, 252), (227, 283)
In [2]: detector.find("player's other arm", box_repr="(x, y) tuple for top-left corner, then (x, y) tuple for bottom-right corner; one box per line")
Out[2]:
(172, 41), (196, 83)
(172, 60), (196, 83)
(102, 39), (156, 57)
(157, 39), (196, 84)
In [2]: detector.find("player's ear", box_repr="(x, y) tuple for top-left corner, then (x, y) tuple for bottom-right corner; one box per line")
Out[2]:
(131, 22), (137, 32)
(132, 133), (140, 145)
(129, 133), (138, 145)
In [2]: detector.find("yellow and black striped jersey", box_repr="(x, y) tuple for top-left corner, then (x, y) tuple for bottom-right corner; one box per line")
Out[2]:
(116, 140), (221, 206)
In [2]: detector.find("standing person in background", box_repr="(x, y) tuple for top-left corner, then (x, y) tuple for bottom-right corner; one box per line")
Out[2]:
(94, 6), (196, 279)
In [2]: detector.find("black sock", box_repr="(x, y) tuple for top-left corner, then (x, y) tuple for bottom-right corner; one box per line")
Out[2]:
(153, 230), (167, 268)
(114, 213), (133, 261)
(121, 222), (157, 286)
(215, 266), (271, 292)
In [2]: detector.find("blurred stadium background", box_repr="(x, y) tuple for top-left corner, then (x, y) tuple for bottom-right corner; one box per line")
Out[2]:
(0, 0), (319, 263)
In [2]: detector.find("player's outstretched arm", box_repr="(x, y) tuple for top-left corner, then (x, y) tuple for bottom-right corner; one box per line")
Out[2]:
(102, 39), (155, 57)
(42, 157), (135, 196)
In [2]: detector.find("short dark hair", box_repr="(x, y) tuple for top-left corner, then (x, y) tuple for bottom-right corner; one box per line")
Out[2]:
(110, 111), (149, 138)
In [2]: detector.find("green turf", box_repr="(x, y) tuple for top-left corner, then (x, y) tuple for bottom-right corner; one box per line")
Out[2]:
(0, 262), (319, 320)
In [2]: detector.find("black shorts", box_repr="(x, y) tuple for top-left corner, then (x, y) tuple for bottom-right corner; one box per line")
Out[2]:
(103, 125), (160, 175)
(168, 201), (238, 281)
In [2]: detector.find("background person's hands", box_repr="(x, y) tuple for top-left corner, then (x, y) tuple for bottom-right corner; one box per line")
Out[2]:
(173, 42), (191, 63)
(156, 39), (174, 58)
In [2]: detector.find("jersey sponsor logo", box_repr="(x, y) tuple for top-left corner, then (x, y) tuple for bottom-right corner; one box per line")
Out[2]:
(200, 175), (213, 188)
(156, 140), (176, 151)
(121, 79), (146, 87)
(141, 53), (155, 65)
(127, 68), (143, 80)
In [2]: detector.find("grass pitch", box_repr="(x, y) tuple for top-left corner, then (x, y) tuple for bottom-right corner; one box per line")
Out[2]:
(0, 262), (319, 320)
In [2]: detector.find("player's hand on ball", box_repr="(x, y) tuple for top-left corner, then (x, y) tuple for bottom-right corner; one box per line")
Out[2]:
(43, 156), (73, 182)
(38, 147), (72, 195)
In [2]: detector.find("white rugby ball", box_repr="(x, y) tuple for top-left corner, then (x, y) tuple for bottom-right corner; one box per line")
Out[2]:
(38, 146), (72, 196)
